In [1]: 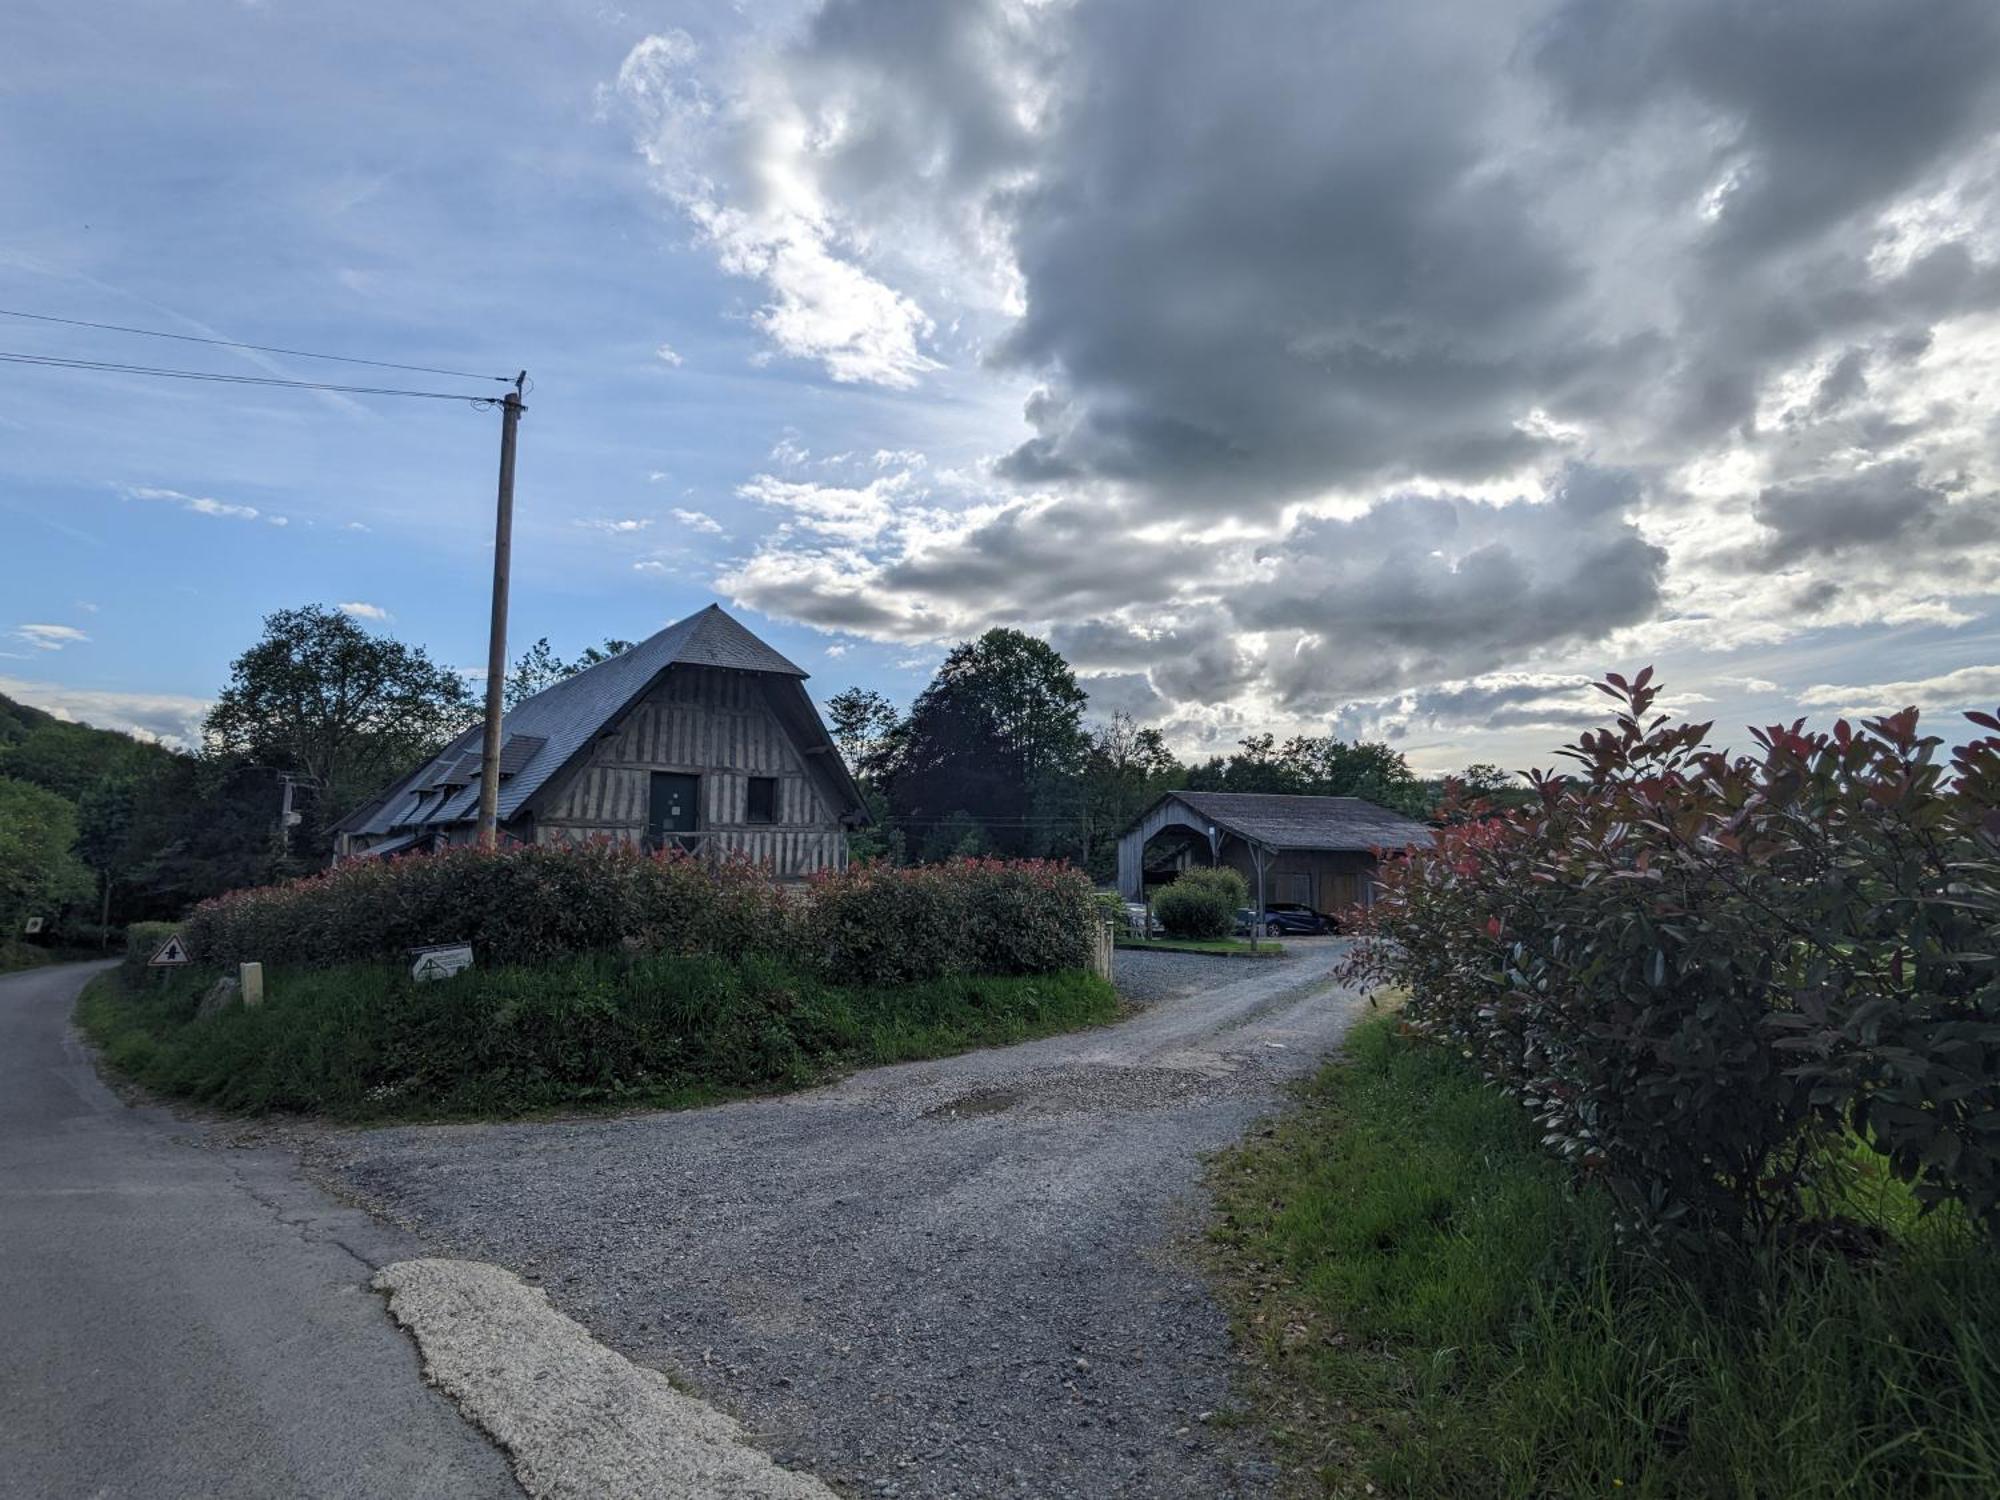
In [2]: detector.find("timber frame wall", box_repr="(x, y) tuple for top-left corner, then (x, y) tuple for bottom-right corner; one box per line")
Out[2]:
(532, 665), (849, 876)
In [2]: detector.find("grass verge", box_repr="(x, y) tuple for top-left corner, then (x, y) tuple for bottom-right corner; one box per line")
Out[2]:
(1207, 1014), (2000, 1499)
(78, 953), (1120, 1122)
(1115, 936), (1287, 957)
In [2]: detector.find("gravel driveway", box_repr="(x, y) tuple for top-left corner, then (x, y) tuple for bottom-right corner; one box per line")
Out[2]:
(311, 941), (1367, 1499)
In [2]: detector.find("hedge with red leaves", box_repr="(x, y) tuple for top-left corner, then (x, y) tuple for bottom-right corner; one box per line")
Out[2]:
(182, 844), (1097, 984)
(1346, 670), (2000, 1248)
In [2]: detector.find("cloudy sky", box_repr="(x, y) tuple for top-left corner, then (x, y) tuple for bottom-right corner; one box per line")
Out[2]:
(4, 0), (1998, 771)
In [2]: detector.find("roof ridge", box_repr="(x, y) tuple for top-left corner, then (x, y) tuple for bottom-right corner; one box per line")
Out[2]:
(1180, 789), (1369, 802)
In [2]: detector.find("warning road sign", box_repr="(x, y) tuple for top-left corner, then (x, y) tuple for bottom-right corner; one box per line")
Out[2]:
(410, 943), (474, 982)
(148, 933), (192, 967)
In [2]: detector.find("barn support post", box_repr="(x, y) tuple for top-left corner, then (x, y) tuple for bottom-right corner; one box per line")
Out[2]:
(1247, 839), (1277, 953)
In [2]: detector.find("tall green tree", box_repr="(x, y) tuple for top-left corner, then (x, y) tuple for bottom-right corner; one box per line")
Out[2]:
(504, 635), (639, 707)
(825, 687), (900, 774)
(0, 715), (160, 803)
(1077, 713), (1186, 879)
(1186, 731), (1430, 816)
(877, 629), (1088, 859)
(823, 686), (901, 863)
(204, 605), (477, 843)
(0, 777), (93, 933)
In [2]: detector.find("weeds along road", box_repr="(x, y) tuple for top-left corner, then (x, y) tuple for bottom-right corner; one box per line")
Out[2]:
(0, 962), (520, 1500)
(315, 940), (1372, 1500)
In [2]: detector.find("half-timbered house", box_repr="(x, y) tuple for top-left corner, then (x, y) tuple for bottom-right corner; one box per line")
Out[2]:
(331, 604), (867, 876)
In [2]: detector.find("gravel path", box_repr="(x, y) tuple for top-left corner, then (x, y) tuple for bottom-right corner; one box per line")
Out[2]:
(309, 942), (1366, 1499)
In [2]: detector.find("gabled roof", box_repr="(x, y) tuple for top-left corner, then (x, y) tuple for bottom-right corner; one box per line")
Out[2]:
(1141, 790), (1434, 852)
(335, 604), (852, 839)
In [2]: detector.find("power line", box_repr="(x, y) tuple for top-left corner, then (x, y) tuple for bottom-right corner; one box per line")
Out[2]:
(0, 350), (498, 404)
(0, 306), (510, 383)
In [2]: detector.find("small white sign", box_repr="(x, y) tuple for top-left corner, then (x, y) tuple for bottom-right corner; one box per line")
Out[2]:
(148, 933), (192, 967)
(22, 915), (44, 935)
(410, 943), (474, 982)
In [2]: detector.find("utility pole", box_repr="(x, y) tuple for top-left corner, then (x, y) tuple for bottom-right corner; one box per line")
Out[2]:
(477, 373), (528, 850)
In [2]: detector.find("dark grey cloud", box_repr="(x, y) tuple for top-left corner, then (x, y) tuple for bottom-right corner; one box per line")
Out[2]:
(880, 498), (1199, 621)
(1327, 673), (1604, 742)
(1080, 671), (1170, 723)
(679, 0), (2000, 729)
(1051, 608), (1262, 707)
(978, 0), (2000, 510)
(991, 0), (1589, 511)
(1241, 465), (1666, 711)
(1810, 347), (1870, 417)
(1750, 460), (1999, 568)
(1534, 0), (2000, 263)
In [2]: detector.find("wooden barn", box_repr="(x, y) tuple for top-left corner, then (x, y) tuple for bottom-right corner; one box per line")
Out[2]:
(1115, 790), (1432, 912)
(331, 604), (868, 876)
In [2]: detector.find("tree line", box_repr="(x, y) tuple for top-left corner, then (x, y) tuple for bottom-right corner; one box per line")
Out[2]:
(0, 604), (480, 947)
(1, 606), (1508, 945)
(826, 627), (1511, 882)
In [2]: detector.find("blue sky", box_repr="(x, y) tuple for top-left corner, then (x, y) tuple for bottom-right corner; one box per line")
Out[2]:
(0, 1), (954, 738)
(4, 0), (1999, 775)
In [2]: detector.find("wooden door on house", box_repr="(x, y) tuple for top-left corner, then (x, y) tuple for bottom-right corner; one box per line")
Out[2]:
(648, 772), (700, 851)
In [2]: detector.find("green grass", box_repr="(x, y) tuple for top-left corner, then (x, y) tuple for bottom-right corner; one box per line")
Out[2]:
(78, 953), (1120, 1122)
(1115, 935), (1287, 957)
(1208, 1015), (2000, 1499)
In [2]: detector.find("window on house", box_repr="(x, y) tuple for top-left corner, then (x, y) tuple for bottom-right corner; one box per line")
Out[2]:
(745, 776), (777, 824)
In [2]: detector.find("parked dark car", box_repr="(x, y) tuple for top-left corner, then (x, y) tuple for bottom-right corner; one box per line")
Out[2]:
(1233, 902), (1337, 937)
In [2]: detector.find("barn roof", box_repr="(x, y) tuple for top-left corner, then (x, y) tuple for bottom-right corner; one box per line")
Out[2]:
(335, 604), (853, 839)
(1142, 790), (1434, 852)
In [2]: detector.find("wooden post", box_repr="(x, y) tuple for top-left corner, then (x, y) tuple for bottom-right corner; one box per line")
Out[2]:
(1247, 840), (1276, 954)
(477, 377), (527, 850)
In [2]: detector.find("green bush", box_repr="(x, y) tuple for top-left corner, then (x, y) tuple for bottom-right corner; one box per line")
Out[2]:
(798, 861), (972, 984)
(956, 860), (1098, 974)
(181, 845), (1097, 986)
(1152, 866), (1247, 940)
(78, 953), (1120, 1120)
(1094, 889), (1135, 936)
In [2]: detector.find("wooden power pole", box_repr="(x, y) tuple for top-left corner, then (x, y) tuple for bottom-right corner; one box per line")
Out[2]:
(477, 374), (527, 850)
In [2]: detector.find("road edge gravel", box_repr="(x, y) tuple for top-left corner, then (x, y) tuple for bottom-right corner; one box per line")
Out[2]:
(374, 1258), (838, 1500)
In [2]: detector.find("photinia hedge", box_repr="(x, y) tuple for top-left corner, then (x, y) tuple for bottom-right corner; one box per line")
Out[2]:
(182, 844), (1098, 985)
(1346, 670), (2000, 1249)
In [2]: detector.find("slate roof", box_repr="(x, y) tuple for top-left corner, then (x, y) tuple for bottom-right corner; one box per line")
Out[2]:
(335, 604), (841, 839)
(1153, 790), (1434, 852)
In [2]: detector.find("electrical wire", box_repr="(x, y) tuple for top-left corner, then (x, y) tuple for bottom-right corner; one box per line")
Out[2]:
(0, 306), (510, 382)
(0, 350), (497, 404)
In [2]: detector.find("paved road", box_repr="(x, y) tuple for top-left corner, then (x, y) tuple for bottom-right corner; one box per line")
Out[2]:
(317, 942), (1372, 1500)
(0, 962), (519, 1500)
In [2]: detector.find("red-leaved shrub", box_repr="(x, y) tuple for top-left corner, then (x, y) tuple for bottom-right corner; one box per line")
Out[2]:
(1347, 670), (2000, 1247)
(182, 844), (1097, 986)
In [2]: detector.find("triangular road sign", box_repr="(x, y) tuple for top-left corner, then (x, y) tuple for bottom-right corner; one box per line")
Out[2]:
(147, 933), (191, 967)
